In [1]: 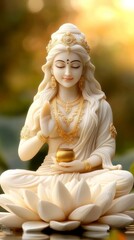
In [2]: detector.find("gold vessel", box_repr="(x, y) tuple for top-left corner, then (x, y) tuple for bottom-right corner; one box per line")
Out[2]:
(56, 148), (75, 163)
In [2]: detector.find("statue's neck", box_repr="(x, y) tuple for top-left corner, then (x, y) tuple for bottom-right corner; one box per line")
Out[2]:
(57, 84), (80, 102)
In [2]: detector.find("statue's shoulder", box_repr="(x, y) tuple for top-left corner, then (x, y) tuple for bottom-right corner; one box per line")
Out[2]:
(99, 98), (112, 111)
(98, 98), (113, 120)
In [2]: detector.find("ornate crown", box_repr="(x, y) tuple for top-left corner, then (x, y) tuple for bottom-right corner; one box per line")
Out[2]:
(46, 32), (90, 54)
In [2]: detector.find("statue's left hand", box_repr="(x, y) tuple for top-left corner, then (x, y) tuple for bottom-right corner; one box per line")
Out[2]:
(51, 158), (84, 173)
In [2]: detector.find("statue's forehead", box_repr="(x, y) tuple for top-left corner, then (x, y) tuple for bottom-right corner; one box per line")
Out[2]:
(53, 51), (82, 62)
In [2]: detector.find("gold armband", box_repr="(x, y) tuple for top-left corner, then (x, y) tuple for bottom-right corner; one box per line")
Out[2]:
(110, 123), (117, 138)
(37, 131), (48, 143)
(84, 160), (91, 172)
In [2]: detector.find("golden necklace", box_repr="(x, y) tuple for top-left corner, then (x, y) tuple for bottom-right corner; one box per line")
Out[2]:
(57, 96), (82, 127)
(57, 108), (78, 127)
(57, 95), (81, 113)
(51, 96), (84, 143)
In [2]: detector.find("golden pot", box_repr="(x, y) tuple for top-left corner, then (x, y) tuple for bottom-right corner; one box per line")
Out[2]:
(56, 148), (75, 163)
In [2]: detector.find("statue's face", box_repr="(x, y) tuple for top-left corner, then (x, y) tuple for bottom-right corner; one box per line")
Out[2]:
(52, 51), (83, 88)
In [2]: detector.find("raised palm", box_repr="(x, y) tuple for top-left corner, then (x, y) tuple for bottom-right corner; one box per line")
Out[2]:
(40, 101), (55, 137)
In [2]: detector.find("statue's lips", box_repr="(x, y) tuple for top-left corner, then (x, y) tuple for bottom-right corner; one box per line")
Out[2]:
(63, 77), (73, 81)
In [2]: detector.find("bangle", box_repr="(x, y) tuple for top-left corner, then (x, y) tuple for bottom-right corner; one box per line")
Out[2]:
(37, 131), (48, 143)
(84, 160), (91, 172)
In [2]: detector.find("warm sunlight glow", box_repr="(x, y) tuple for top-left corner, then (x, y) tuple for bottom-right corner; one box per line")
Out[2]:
(119, 0), (134, 10)
(70, 0), (94, 11)
(95, 6), (116, 22)
(72, 0), (134, 70)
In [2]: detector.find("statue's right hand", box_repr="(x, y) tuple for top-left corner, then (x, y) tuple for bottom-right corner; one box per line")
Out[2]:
(40, 101), (55, 136)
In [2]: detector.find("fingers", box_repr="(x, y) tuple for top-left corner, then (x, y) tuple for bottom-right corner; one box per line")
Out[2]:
(50, 164), (63, 174)
(59, 162), (73, 167)
(41, 101), (51, 118)
(51, 156), (57, 164)
(51, 157), (83, 172)
(51, 158), (75, 172)
(59, 160), (80, 167)
(51, 164), (70, 172)
(52, 157), (75, 167)
(40, 101), (55, 136)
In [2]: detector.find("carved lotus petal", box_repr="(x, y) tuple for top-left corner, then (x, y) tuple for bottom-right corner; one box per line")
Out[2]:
(0, 212), (25, 228)
(38, 183), (51, 202)
(106, 193), (134, 214)
(52, 180), (74, 215)
(38, 200), (66, 222)
(44, 187), (52, 202)
(99, 213), (133, 227)
(50, 220), (80, 231)
(8, 190), (26, 207)
(69, 204), (101, 224)
(0, 194), (14, 212)
(82, 223), (110, 231)
(22, 221), (49, 232)
(95, 182), (116, 215)
(23, 190), (39, 212)
(0, 212), (10, 218)
(124, 210), (134, 220)
(0, 177), (133, 231)
(37, 183), (48, 201)
(71, 180), (91, 208)
(65, 178), (79, 192)
(6, 204), (40, 221)
(89, 183), (101, 201)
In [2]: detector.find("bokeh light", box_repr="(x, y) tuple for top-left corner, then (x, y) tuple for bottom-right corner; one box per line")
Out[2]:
(27, 0), (44, 13)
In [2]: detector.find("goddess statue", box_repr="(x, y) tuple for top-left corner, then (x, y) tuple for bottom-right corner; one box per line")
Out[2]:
(0, 23), (133, 231)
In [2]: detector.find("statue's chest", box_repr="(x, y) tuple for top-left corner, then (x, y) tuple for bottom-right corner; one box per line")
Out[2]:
(50, 99), (87, 142)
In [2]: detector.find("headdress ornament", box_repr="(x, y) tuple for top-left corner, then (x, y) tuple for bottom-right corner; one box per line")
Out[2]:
(46, 31), (90, 54)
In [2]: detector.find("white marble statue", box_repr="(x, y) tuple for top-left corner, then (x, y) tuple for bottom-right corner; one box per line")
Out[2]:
(0, 23), (134, 232)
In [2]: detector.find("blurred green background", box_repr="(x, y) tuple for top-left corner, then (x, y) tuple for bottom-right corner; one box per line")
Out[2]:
(0, 0), (134, 175)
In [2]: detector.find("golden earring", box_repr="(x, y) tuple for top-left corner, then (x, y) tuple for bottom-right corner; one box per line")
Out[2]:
(79, 76), (84, 90)
(50, 75), (57, 89)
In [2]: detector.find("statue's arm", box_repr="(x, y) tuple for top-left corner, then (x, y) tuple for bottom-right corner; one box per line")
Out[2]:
(18, 101), (55, 161)
(18, 135), (45, 161)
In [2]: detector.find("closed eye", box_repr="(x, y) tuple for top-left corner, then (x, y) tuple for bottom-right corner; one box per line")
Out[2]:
(71, 60), (82, 69)
(71, 65), (81, 69)
(56, 65), (65, 68)
(55, 60), (65, 68)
